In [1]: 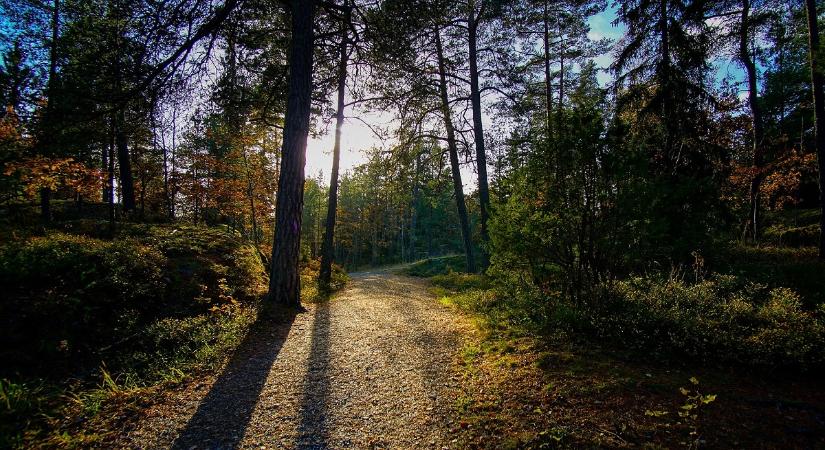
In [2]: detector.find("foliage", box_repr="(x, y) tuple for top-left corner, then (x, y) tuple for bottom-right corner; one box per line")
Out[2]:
(585, 273), (825, 369)
(0, 225), (267, 378)
(422, 256), (825, 370)
(300, 257), (349, 303)
(402, 255), (469, 277)
(0, 222), (277, 447)
(676, 377), (717, 447)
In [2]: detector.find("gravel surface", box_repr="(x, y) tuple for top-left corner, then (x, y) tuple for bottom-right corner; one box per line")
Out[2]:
(119, 270), (472, 449)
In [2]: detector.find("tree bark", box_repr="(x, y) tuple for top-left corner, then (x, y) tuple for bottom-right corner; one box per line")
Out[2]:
(435, 27), (476, 273)
(741, 0), (765, 243)
(409, 152), (421, 260)
(320, 21), (348, 286)
(115, 109), (136, 211)
(659, 0), (673, 161)
(112, 1), (135, 212)
(543, 0), (553, 138)
(40, 0), (60, 222)
(268, 0), (316, 305)
(108, 116), (116, 231)
(241, 145), (259, 245)
(805, 0), (825, 259)
(468, 2), (490, 270)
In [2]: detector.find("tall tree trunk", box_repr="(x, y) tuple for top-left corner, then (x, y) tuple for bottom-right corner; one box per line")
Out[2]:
(320, 22), (348, 285)
(241, 146), (260, 245)
(740, 0), (765, 243)
(108, 116), (116, 231)
(101, 141), (109, 202)
(409, 152), (421, 260)
(112, 2), (135, 212)
(543, 0), (553, 137)
(557, 34), (564, 135)
(170, 106), (178, 218)
(805, 0), (825, 259)
(115, 109), (136, 211)
(468, 2), (490, 270)
(161, 122), (171, 219)
(659, 0), (672, 161)
(435, 28), (476, 273)
(40, 0), (60, 222)
(268, 0), (316, 305)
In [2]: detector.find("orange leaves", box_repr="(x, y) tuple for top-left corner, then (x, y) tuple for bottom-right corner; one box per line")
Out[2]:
(726, 149), (818, 211)
(762, 150), (817, 210)
(4, 156), (103, 199)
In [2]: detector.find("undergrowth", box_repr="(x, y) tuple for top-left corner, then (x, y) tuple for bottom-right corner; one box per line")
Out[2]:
(414, 252), (825, 371)
(0, 222), (346, 448)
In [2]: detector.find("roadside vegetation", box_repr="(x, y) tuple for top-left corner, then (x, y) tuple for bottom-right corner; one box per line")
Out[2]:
(404, 211), (825, 447)
(0, 203), (345, 448)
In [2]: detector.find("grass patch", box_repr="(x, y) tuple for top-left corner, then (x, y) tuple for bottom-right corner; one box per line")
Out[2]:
(401, 254), (470, 277)
(411, 251), (825, 448)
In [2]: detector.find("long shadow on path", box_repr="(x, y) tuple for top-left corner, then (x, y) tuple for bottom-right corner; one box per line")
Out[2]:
(295, 301), (332, 449)
(172, 307), (299, 449)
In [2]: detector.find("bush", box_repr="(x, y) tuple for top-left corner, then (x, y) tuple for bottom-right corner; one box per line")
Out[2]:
(711, 245), (825, 308)
(763, 224), (819, 247)
(0, 234), (167, 375)
(438, 265), (825, 370)
(403, 255), (472, 277)
(300, 258), (348, 302)
(0, 225), (275, 447)
(584, 274), (825, 369)
(0, 226), (269, 379)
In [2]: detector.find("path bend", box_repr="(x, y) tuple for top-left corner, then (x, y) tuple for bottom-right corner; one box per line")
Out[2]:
(120, 271), (471, 449)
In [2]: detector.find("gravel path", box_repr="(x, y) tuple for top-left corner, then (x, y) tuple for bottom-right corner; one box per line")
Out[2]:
(120, 270), (472, 449)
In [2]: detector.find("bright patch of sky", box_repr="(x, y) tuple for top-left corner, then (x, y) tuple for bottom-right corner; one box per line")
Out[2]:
(307, 7), (630, 187)
(588, 4), (625, 86)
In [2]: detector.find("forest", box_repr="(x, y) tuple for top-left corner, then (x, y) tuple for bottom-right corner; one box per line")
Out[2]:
(2, 0), (825, 448)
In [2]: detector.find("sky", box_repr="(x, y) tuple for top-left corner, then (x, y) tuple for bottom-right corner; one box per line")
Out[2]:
(304, 6), (627, 187)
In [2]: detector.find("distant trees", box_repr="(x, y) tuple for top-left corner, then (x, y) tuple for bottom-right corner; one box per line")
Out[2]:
(2, 0), (825, 300)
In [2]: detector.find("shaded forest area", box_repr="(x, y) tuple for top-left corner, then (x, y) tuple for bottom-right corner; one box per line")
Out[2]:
(2, 0), (825, 447)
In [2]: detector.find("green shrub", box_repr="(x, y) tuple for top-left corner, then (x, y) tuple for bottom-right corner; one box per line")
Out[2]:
(403, 255), (471, 277)
(711, 245), (825, 308)
(0, 234), (167, 375)
(585, 274), (825, 368)
(300, 258), (348, 302)
(763, 224), (819, 247)
(444, 265), (825, 370)
(431, 271), (491, 292)
(0, 224), (277, 448)
(0, 226), (269, 379)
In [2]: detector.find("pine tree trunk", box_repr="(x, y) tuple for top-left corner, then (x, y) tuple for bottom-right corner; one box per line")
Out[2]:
(435, 28), (476, 273)
(108, 117), (116, 231)
(40, 0), (60, 222)
(741, 0), (764, 243)
(242, 145), (260, 245)
(468, 4), (490, 270)
(268, 0), (316, 305)
(805, 0), (825, 259)
(115, 109), (136, 212)
(543, 1), (553, 138)
(320, 17), (349, 286)
(112, 2), (135, 213)
(409, 152), (421, 260)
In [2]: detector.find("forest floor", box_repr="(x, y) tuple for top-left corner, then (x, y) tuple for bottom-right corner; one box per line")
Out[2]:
(92, 266), (825, 449)
(110, 268), (476, 449)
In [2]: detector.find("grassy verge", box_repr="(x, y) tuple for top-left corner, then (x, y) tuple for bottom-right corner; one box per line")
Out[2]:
(413, 267), (825, 448)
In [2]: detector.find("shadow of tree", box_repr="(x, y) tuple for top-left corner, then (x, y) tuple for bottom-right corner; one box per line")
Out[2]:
(296, 300), (332, 448)
(171, 307), (299, 449)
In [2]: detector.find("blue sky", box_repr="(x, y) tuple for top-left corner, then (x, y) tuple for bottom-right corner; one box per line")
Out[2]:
(588, 4), (626, 85)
